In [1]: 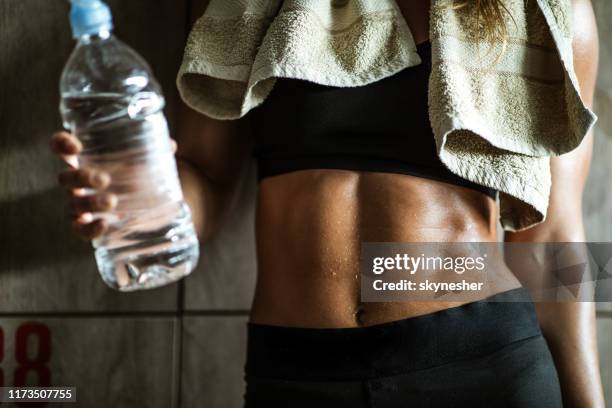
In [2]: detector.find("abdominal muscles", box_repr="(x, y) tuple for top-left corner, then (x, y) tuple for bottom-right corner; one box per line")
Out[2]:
(251, 169), (521, 328)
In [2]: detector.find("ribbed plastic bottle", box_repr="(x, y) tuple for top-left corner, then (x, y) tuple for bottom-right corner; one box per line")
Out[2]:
(59, 0), (199, 291)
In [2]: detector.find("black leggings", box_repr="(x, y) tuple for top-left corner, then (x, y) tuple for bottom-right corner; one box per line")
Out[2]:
(244, 287), (562, 408)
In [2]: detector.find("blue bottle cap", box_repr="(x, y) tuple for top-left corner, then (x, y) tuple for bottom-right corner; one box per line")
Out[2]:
(69, 0), (114, 38)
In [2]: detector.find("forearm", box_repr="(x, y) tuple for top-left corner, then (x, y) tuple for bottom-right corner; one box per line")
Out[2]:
(534, 300), (604, 408)
(505, 226), (605, 407)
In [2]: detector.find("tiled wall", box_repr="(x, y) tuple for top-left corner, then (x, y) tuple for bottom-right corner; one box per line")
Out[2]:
(0, 1), (610, 407)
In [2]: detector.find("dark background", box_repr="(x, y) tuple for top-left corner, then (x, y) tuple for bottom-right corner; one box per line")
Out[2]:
(0, 1), (610, 406)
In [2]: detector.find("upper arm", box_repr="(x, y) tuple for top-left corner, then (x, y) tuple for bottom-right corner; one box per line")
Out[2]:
(175, 102), (254, 191)
(571, 0), (599, 104)
(175, 0), (254, 190)
(506, 0), (599, 241)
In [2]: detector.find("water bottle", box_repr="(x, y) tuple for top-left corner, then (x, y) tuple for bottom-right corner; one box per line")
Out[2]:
(59, 0), (199, 291)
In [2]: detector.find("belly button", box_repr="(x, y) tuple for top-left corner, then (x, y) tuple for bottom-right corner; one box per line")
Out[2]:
(354, 307), (365, 326)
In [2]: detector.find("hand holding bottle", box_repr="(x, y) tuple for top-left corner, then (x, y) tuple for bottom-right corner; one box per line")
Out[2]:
(58, 0), (199, 291)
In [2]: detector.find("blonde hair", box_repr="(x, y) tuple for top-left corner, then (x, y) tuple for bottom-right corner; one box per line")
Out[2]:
(453, 0), (512, 44)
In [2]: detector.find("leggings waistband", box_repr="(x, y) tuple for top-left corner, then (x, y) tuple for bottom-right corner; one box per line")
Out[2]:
(245, 287), (541, 381)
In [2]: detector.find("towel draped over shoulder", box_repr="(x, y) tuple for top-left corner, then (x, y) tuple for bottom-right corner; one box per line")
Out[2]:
(177, 0), (596, 232)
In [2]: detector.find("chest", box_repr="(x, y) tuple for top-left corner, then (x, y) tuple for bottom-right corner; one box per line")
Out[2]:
(395, 0), (431, 44)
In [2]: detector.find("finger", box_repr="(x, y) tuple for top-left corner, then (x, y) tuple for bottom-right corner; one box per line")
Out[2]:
(50, 131), (82, 155)
(170, 138), (177, 153)
(64, 155), (79, 169)
(69, 193), (117, 215)
(71, 218), (108, 240)
(51, 131), (82, 168)
(58, 168), (111, 190)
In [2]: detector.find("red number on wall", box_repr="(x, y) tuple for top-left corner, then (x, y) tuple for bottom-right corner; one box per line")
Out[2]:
(14, 322), (51, 387)
(0, 323), (51, 398)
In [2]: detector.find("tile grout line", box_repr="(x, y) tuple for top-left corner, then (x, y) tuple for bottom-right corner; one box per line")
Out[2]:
(177, 1), (191, 406)
(0, 310), (609, 318)
(176, 279), (185, 408)
(0, 310), (250, 318)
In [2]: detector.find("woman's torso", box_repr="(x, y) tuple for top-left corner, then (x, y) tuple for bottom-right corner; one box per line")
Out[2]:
(247, 0), (521, 328)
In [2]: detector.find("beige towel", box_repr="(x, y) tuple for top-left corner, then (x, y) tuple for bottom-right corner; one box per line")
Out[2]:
(177, 0), (596, 231)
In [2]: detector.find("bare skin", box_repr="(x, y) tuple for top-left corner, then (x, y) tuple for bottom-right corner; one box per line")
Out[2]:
(505, 1), (605, 406)
(50, 0), (603, 405)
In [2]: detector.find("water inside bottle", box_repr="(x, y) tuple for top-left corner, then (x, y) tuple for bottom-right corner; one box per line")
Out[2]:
(62, 92), (199, 291)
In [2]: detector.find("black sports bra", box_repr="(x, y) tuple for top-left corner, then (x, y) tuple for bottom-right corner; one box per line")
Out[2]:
(247, 41), (497, 199)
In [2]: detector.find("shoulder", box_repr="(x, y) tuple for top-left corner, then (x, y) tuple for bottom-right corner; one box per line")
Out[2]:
(571, 0), (599, 104)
